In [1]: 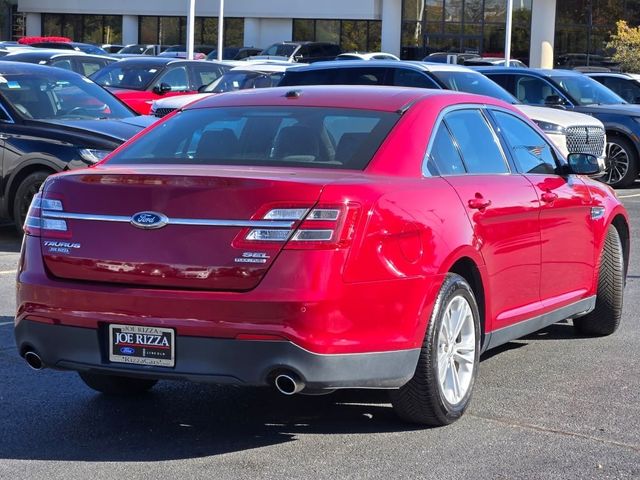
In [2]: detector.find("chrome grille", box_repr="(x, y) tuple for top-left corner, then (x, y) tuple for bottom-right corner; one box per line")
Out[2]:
(565, 126), (605, 157)
(153, 107), (177, 118)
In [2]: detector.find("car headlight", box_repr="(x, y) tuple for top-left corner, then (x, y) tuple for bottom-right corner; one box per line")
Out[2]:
(79, 148), (112, 163)
(533, 120), (566, 135)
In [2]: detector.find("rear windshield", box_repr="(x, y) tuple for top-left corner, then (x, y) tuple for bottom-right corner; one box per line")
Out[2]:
(107, 106), (399, 170)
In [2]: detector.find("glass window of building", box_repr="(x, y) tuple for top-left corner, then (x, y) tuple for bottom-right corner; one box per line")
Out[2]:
(137, 16), (243, 47)
(42, 13), (122, 44)
(293, 19), (382, 52)
(401, 0), (531, 61)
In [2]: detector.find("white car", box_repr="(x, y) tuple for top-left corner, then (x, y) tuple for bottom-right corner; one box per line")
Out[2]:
(150, 63), (305, 117)
(336, 52), (400, 61)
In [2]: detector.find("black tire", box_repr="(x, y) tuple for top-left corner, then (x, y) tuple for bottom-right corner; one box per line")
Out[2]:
(78, 372), (158, 395)
(12, 170), (51, 233)
(573, 225), (625, 336)
(604, 136), (638, 188)
(391, 273), (481, 426)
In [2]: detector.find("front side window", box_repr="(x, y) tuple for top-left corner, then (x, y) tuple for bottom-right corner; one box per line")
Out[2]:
(445, 109), (509, 174)
(492, 110), (557, 174)
(106, 107), (399, 170)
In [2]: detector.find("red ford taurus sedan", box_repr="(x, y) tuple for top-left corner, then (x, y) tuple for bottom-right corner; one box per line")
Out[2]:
(15, 86), (629, 426)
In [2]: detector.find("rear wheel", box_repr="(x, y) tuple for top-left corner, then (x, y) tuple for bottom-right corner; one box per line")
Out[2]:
(78, 372), (158, 395)
(391, 273), (480, 426)
(12, 170), (50, 233)
(573, 225), (624, 336)
(603, 136), (638, 188)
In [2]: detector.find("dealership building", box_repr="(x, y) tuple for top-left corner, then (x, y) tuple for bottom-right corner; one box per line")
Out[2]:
(6, 1), (640, 67)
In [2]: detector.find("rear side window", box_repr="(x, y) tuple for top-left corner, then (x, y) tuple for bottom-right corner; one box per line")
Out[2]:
(79, 61), (105, 77)
(425, 123), (465, 176)
(193, 66), (226, 89)
(512, 76), (558, 105)
(392, 69), (438, 88)
(445, 109), (509, 174)
(492, 110), (557, 174)
(279, 69), (335, 86)
(107, 106), (399, 170)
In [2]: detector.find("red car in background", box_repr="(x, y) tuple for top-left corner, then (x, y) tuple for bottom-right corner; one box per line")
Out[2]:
(90, 57), (231, 114)
(15, 86), (629, 426)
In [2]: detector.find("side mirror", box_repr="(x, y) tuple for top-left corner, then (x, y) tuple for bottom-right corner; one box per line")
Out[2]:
(567, 153), (605, 176)
(544, 95), (566, 108)
(153, 82), (172, 95)
(293, 54), (303, 62)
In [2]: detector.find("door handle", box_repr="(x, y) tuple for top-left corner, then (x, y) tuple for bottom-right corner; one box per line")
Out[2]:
(541, 191), (558, 203)
(468, 194), (491, 210)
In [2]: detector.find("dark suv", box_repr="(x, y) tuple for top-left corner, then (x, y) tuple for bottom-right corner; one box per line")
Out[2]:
(257, 41), (341, 63)
(478, 67), (640, 187)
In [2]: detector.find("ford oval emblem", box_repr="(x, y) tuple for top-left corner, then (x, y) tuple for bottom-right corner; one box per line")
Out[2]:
(120, 347), (135, 355)
(130, 211), (169, 230)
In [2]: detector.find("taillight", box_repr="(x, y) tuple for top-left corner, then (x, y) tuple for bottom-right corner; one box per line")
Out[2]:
(236, 203), (360, 250)
(23, 193), (70, 238)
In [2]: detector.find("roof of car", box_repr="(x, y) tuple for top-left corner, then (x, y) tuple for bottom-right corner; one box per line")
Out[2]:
(0, 60), (81, 76)
(107, 57), (202, 67)
(187, 85), (505, 112)
(4, 50), (113, 62)
(286, 59), (477, 73)
(474, 67), (581, 77)
(585, 72), (634, 79)
(228, 63), (303, 73)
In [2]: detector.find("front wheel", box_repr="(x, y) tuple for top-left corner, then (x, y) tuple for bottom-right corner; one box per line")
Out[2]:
(391, 273), (480, 426)
(573, 225), (625, 336)
(603, 136), (638, 188)
(79, 372), (158, 395)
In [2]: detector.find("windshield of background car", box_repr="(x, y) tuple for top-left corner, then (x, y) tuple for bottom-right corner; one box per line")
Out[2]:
(205, 72), (283, 93)
(106, 106), (399, 170)
(119, 45), (146, 54)
(261, 44), (297, 57)
(431, 70), (519, 104)
(551, 75), (627, 105)
(91, 64), (160, 90)
(0, 72), (134, 120)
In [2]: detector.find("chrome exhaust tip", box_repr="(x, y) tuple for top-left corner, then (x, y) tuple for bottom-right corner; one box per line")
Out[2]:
(274, 373), (305, 395)
(24, 350), (44, 370)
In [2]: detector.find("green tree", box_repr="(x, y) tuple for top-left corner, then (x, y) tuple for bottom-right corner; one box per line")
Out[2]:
(606, 20), (640, 73)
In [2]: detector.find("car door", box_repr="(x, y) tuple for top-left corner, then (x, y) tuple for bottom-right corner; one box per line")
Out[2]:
(429, 107), (542, 329)
(151, 65), (193, 99)
(490, 109), (596, 306)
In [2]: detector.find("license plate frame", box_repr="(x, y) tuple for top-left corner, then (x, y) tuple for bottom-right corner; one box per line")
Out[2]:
(109, 324), (175, 367)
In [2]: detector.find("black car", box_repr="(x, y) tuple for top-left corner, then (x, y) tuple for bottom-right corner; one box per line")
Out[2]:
(1, 51), (116, 77)
(586, 72), (640, 104)
(257, 41), (341, 63)
(478, 67), (640, 187)
(0, 62), (155, 230)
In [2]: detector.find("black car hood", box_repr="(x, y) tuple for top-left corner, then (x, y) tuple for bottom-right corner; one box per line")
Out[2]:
(34, 116), (156, 143)
(574, 103), (640, 116)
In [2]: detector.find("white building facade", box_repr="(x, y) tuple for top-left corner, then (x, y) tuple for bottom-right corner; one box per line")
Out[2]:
(15, 0), (562, 68)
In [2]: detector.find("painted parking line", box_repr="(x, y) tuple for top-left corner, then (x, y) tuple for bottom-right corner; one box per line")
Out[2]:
(618, 193), (640, 198)
(0, 269), (17, 275)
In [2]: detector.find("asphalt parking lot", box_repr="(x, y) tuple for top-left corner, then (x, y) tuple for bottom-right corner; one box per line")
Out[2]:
(0, 189), (639, 480)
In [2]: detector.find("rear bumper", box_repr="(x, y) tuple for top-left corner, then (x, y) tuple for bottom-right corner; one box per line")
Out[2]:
(14, 320), (420, 389)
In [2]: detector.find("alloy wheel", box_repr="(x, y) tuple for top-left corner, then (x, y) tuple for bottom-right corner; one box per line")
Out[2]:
(437, 295), (476, 405)
(604, 141), (630, 186)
